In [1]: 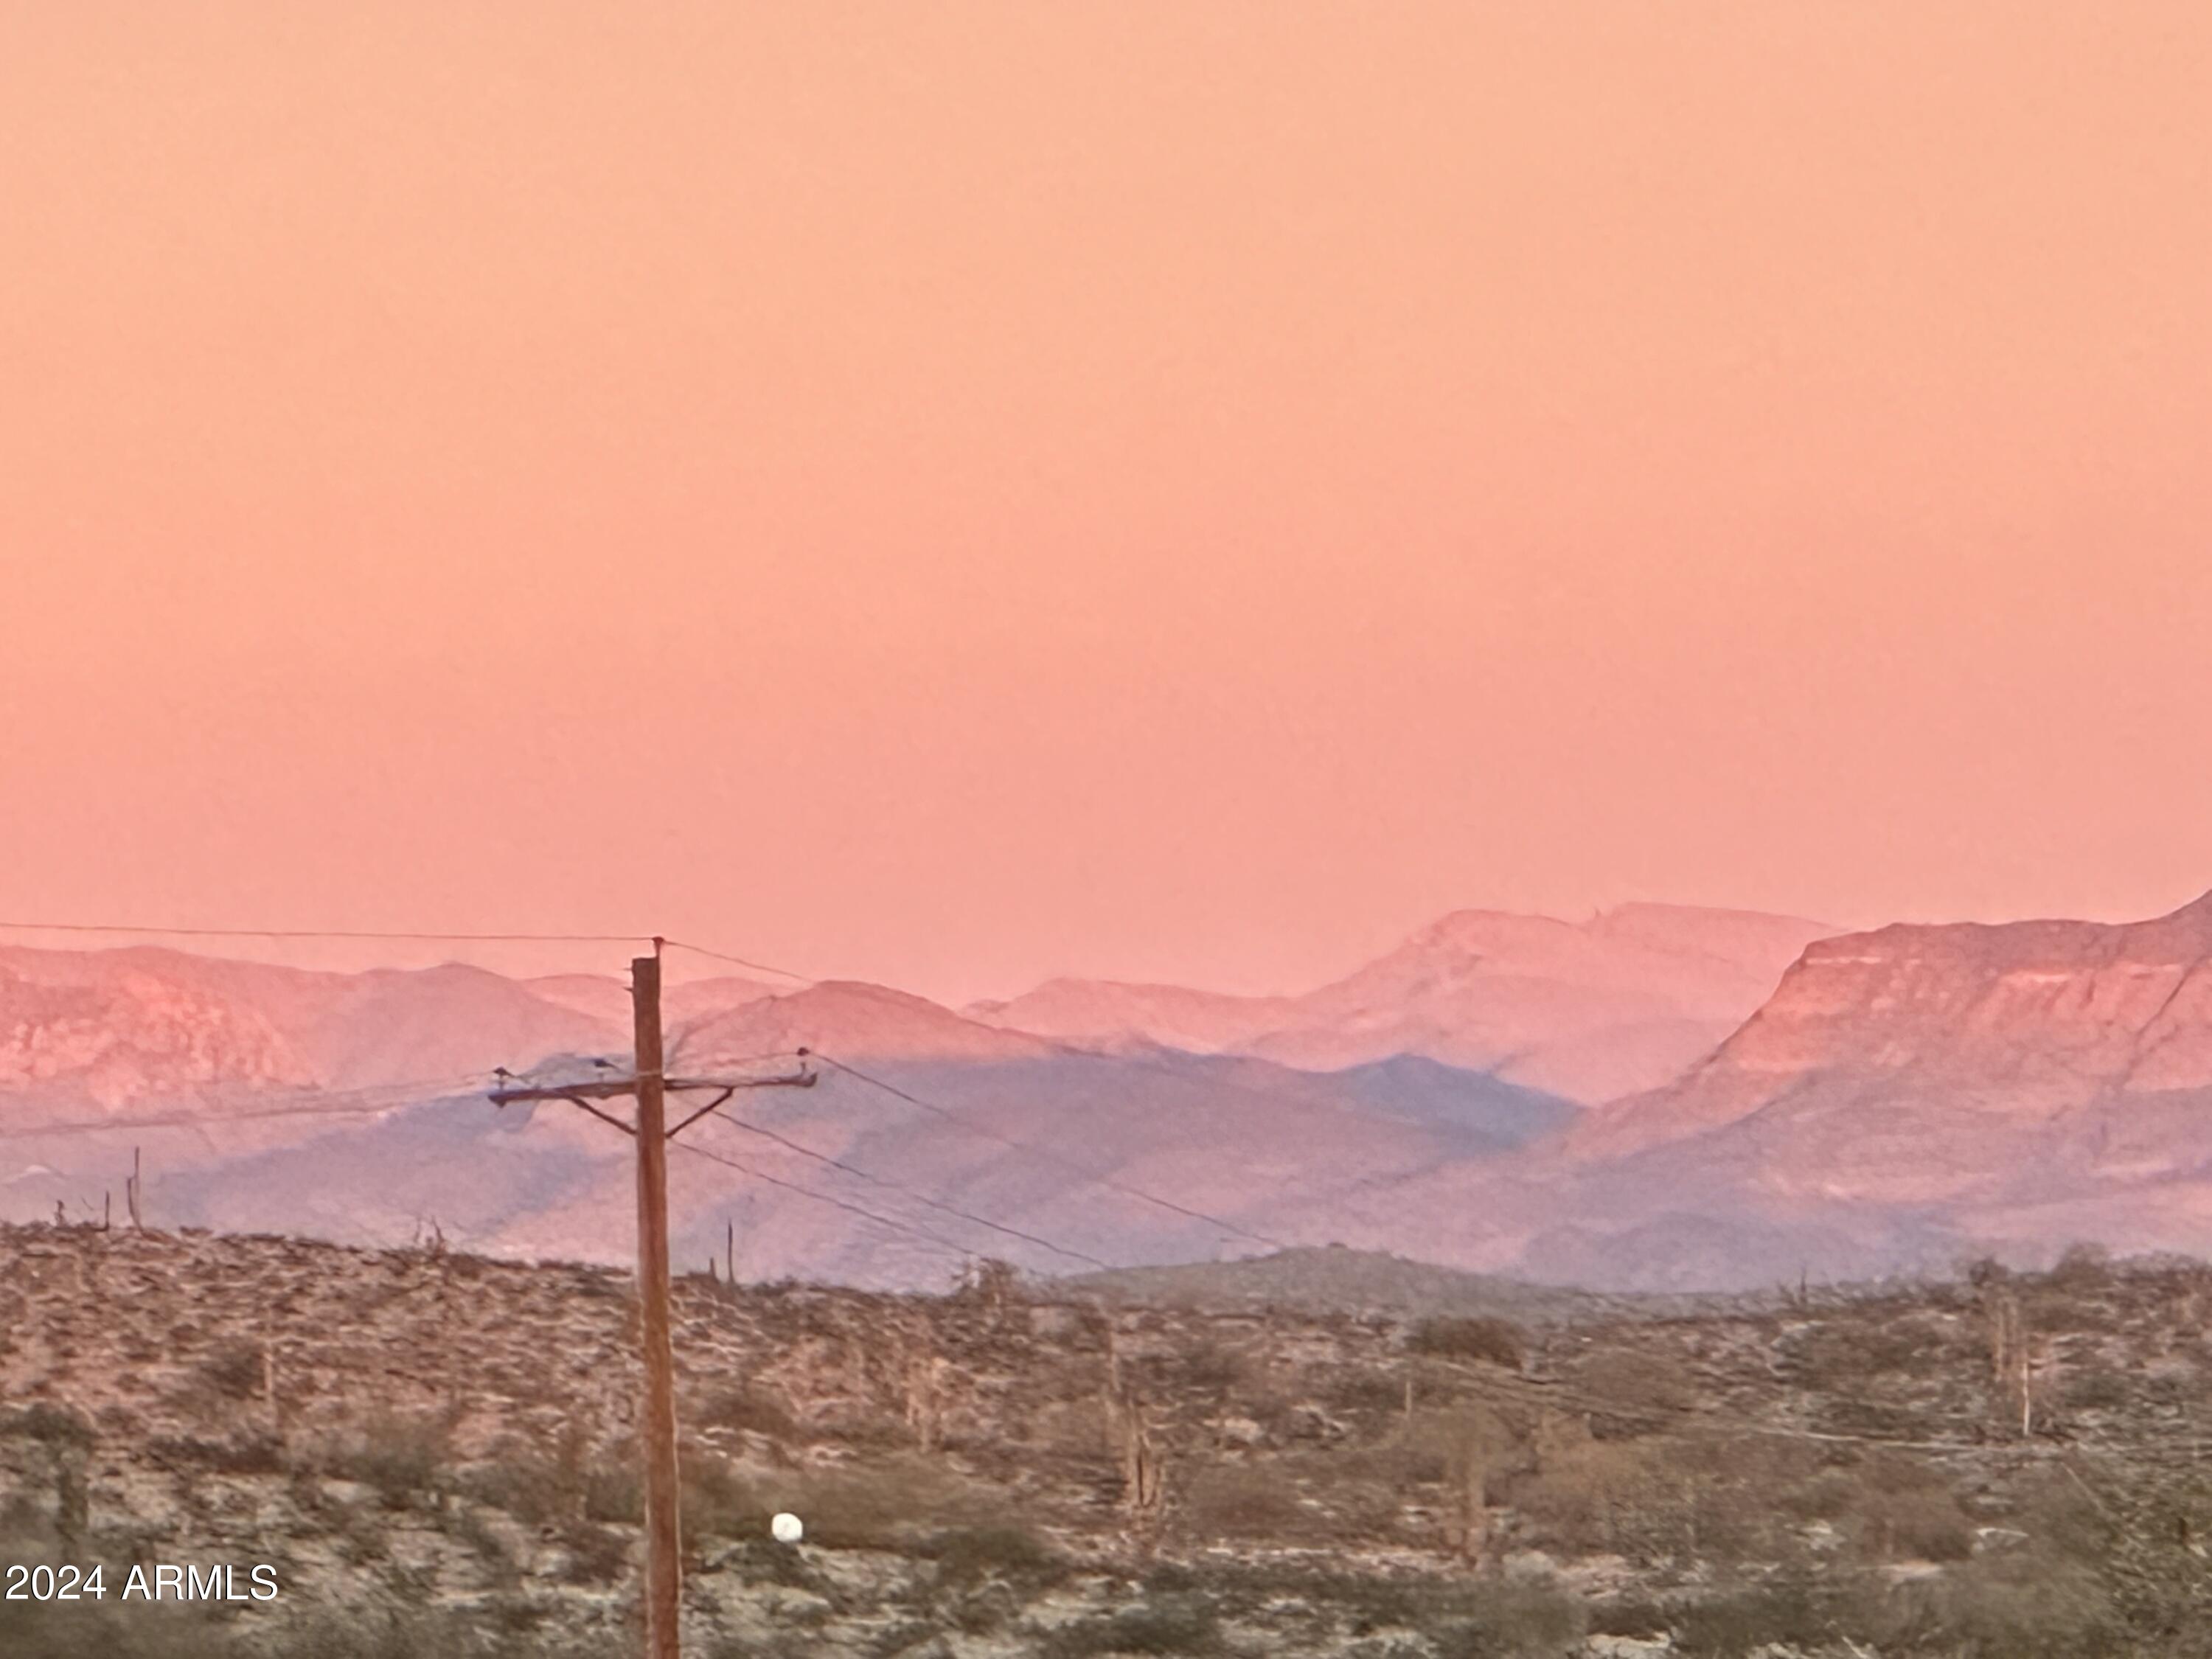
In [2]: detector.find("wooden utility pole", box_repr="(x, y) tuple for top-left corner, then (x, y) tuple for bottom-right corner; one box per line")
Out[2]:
(489, 942), (815, 1659)
(632, 951), (680, 1658)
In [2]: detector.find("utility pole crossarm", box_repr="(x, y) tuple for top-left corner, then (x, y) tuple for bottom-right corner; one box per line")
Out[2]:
(665, 1071), (815, 1093)
(485, 1070), (813, 1106)
(487, 1079), (644, 1104)
(487, 1069), (814, 1139)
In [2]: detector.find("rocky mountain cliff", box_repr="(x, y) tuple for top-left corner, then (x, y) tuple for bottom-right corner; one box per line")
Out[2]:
(1576, 891), (2212, 1163)
(1447, 892), (2212, 1288)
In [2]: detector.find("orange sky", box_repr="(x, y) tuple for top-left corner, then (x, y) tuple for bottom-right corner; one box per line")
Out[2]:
(3, 4), (2209, 1004)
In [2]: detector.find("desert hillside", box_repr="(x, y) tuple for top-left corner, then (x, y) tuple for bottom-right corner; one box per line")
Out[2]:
(10, 1224), (2212, 1655)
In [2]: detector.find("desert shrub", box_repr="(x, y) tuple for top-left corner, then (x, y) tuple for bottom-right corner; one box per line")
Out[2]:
(2048, 1242), (2115, 1292)
(1778, 1464), (1857, 1522)
(1586, 1596), (1676, 1640)
(1307, 1444), (1444, 1537)
(442, 1503), (516, 1578)
(1308, 1573), (1447, 1632)
(463, 1422), (626, 1527)
(715, 1536), (827, 1593)
(552, 1520), (632, 1586)
(860, 1620), (937, 1658)
(1863, 1484), (1975, 1562)
(1669, 1571), (1837, 1658)
(1040, 1595), (1222, 1657)
(1172, 1339), (1250, 1393)
(2027, 1248), (2127, 1335)
(1887, 1554), (2126, 1659)
(788, 1472), (913, 1551)
(1663, 1442), (1814, 1575)
(1181, 1461), (1307, 1540)
(1029, 1397), (1110, 1460)
(1844, 1455), (1975, 1563)
(285, 1604), (585, 1659)
(1511, 1433), (1665, 1555)
(0, 1600), (234, 1659)
(2060, 1363), (2134, 1413)
(922, 1524), (1065, 1587)
(679, 1451), (759, 1541)
(1407, 1402), (1525, 1495)
(582, 1455), (641, 1524)
(748, 1455), (967, 1551)
(147, 1433), (285, 1475)
(0, 1491), (45, 1544)
(1325, 1369), (1408, 1413)
(1432, 1579), (1589, 1657)
(481, 1592), (558, 1637)
(465, 1450), (563, 1526)
(1579, 1348), (1698, 1422)
(1, 1402), (94, 1449)
(693, 1382), (799, 1441)
(335, 1410), (453, 1510)
(196, 1341), (264, 1403)
(1793, 1317), (1932, 1383)
(1677, 1478), (1764, 1565)
(0, 1582), (571, 1659)
(1533, 1435), (1767, 1566)
(1408, 1316), (1526, 1370)
(470, 1432), (742, 1541)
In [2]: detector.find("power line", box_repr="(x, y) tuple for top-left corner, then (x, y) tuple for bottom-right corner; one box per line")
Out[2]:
(658, 1046), (813, 1081)
(668, 1135), (976, 1267)
(659, 938), (817, 985)
(695, 1110), (1112, 1270)
(1015, 1033), (1490, 1242)
(0, 917), (827, 992)
(202, 1068), (504, 1105)
(0, 920), (650, 945)
(0, 1071), (501, 1142)
(811, 1051), (1287, 1251)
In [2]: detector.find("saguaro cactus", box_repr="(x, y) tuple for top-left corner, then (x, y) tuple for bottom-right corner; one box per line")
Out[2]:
(1978, 1269), (2034, 1436)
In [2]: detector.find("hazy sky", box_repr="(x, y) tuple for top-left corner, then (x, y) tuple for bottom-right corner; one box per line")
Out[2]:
(4, 4), (2209, 1003)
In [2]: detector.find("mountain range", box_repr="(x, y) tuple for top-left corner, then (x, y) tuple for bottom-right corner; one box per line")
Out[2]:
(6, 893), (2211, 1291)
(967, 902), (1832, 1102)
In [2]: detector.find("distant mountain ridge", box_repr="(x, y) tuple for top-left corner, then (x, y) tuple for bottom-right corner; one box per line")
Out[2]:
(20, 895), (2212, 1294)
(0, 945), (621, 1116)
(972, 902), (1835, 1103)
(1, 900), (1828, 1125)
(0, 922), (1600, 1284)
(1467, 890), (2212, 1287)
(1575, 890), (2212, 1162)
(966, 980), (1295, 1055)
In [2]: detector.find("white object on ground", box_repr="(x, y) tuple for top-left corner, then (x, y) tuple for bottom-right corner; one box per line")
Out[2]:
(771, 1512), (804, 1544)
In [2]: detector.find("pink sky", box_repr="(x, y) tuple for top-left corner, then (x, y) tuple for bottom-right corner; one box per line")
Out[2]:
(3, 4), (2209, 1004)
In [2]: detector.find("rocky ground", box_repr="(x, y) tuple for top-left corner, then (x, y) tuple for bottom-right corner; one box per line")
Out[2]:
(6, 1225), (2212, 1656)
